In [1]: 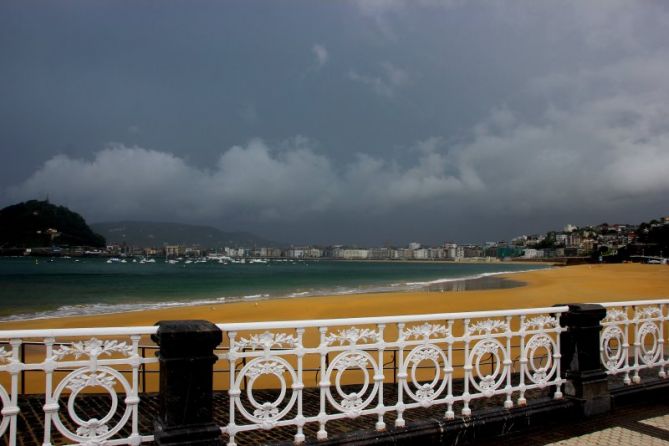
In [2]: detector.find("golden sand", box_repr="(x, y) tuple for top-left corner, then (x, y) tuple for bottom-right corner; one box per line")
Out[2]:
(1, 263), (667, 331)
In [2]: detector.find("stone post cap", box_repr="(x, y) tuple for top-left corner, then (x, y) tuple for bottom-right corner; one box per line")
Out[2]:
(152, 320), (222, 355)
(555, 303), (606, 325)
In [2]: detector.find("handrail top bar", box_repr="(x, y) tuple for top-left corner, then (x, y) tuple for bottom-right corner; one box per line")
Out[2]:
(0, 325), (158, 340)
(0, 306), (571, 339)
(217, 306), (569, 332)
(595, 298), (669, 308)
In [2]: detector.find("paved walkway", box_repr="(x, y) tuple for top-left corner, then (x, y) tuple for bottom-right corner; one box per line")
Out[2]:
(4, 378), (669, 445)
(479, 400), (669, 446)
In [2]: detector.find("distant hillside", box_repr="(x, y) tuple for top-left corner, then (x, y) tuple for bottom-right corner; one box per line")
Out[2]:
(91, 221), (278, 248)
(0, 200), (105, 248)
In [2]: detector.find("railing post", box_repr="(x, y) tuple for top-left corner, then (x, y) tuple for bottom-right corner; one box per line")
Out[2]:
(558, 304), (611, 416)
(152, 320), (224, 445)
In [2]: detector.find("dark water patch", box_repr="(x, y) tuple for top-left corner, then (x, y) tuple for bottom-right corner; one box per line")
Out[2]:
(427, 276), (525, 292)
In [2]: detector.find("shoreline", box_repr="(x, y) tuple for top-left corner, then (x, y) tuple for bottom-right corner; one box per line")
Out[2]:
(0, 263), (550, 323)
(0, 273), (527, 323)
(0, 263), (668, 331)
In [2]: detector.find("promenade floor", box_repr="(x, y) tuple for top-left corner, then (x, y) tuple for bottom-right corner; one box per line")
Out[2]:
(4, 380), (669, 445)
(483, 400), (669, 446)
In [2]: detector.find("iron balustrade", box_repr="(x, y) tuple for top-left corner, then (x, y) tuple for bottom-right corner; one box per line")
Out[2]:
(7, 301), (664, 445)
(216, 307), (567, 444)
(0, 326), (157, 445)
(4, 342), (549, 398)
(598, 299), (669, 384)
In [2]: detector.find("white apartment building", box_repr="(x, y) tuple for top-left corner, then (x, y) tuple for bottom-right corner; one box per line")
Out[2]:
(341, 249), (369, 260)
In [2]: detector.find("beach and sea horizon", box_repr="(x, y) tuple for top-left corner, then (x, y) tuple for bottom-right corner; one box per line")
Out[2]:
(0, 257), (548, 322)
(0, 260), (667, 332)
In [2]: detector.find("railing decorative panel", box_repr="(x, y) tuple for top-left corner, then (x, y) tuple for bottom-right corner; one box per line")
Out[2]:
(218, 306), (567, 445)
(0, 326), (158, 446)
(599, 299), (669, 384)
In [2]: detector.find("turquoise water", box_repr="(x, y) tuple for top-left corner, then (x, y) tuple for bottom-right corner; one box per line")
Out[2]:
(0, 257), (550, 321)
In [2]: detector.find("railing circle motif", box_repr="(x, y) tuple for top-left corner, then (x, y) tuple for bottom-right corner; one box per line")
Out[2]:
(402, 344), (449, 403)
(468, 339), (507, 396)
(51, 366), (133, 442)
(637, 321), (661, 365)
(524, 333), (557, 385)
(234, 356), (298, 429)
(324, 350), (379, 415)
(601, 325), (626, 371)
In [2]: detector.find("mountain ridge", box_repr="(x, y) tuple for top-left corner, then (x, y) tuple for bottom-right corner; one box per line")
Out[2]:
(90, 221), (279, 248)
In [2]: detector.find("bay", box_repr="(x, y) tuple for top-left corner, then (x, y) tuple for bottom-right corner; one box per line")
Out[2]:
(0, 257), (550, 321)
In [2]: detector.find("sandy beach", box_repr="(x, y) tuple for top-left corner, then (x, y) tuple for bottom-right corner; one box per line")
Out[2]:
(1, 263), (667, 331)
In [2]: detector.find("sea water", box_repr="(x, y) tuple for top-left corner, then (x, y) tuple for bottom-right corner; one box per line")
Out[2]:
(0, 257), (550, 321)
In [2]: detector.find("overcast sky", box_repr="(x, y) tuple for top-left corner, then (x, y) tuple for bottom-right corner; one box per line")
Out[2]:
(1, 1), (669, 245)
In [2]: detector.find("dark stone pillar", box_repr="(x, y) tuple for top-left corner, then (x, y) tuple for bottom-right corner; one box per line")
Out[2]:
(557, 304), (611, 416)
(152, 320), (224, 445)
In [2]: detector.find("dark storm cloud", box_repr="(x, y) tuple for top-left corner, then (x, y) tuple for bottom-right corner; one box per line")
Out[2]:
(1, 1), (669, 244)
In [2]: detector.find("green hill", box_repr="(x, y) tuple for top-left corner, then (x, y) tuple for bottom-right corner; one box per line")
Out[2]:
(0, 200), (106, 248)
(90, 221), (278, 248)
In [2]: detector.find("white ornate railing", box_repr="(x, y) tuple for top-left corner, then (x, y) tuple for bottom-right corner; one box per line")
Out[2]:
(4, 301), (669, 444)
(0, 326), (158, 446)
(599, 299), (669, 384)
(217, 306), (567, 445)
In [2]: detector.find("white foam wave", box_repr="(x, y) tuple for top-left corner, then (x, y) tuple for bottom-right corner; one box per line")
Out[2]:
(403, 268), (540, 287)
(0, 297), (227, 322)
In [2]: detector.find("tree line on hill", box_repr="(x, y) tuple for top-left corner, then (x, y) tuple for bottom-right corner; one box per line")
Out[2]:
(0, 200), (105, 250)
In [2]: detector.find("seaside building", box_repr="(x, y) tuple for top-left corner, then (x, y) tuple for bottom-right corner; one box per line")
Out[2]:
(287, 247), (305, 258)
(413, 248), (429, 260)
(340, 249), (369, 260)
(368, 247), (390, 259)
(442, 243), (457, 259)
(397, 248), (414, 260)
(522, 248), (541, 259)
(183, 247), (202, 257)
(164, 245), (181, 258)
(463, 245), (483, 258)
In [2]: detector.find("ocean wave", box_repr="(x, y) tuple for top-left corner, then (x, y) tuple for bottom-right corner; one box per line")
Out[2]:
(0, 297), (227, 322)
(403, 268), (541, 287)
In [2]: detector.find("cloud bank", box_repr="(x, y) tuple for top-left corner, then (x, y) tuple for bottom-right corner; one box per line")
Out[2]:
(3, 1), (669, 243)
(6, 43), (669, 237)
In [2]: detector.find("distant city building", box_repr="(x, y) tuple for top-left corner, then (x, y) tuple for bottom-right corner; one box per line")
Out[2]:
(414, 248), (429, 260)
(522, 249), (541, 259)
(165, 245), (181, 258)
(73, 216), (662, 263)
(340, 249), (369, 260)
